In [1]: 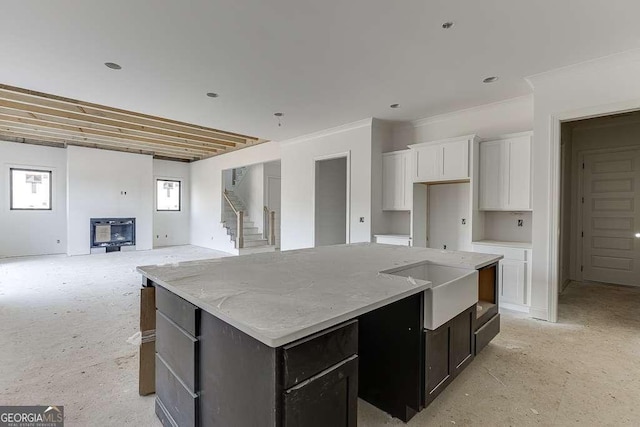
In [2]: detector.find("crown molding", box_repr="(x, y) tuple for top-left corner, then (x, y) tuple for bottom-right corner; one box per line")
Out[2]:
(405, 95), (533, 129)
(279, 118), (373, 147)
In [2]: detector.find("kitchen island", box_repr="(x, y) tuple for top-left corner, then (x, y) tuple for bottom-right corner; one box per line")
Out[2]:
(137, 243), (502, 426)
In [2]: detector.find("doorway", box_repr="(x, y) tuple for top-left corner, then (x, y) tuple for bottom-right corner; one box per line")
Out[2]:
(314, 156), (348, 247)
(558, 112), (640, 304)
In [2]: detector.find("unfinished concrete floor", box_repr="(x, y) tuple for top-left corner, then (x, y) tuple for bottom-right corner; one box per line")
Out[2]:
(1, 246), (639, 426)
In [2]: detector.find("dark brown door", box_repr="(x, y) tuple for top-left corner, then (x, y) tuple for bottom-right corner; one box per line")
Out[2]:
(425, 325), (451, 405)
(283, 356), (358, 427)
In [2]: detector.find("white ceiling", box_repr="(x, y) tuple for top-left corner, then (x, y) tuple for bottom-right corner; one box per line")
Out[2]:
(2, 0), (640, 142)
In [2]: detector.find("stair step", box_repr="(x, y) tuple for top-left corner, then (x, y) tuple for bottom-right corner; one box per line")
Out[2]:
(243, 239), (269, 247)
(244, 233), (265, 241)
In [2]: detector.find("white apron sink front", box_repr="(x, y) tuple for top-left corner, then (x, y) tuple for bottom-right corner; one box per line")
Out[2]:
(382, 262), (478, 330)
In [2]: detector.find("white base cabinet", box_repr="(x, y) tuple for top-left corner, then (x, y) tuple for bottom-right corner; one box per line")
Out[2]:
(472, 243), (532, 312)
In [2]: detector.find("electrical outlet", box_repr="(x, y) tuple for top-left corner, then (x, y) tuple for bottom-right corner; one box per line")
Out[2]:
(443, 244), (447, 250)
(517, 219), (524, 227)
(359, 217), (365, 223)
(56, 239), (60, 244)
(461, 218), (466, 225)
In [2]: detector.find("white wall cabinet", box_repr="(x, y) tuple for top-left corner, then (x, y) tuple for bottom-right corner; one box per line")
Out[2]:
(478, 133), (532, 211)
(410, 136), (474, 183)
(472, 243), (532, 312)
(382, 150), (412, 211)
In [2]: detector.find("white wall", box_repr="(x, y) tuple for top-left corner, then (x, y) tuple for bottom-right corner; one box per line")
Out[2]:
(190, 141), (281, 252)
(67, 146), (153, 255)
(527, 48), (640, 321)
(391, 95), (534, 149)
(153, 159), (190, 247)
(428, 183), (472, 251)
(280, 119), (373, 250)
(314, 157), (347, 246)
(235, 163), (265, 233)
(483, 211), (532, 243)
(0, 141), (67, 257)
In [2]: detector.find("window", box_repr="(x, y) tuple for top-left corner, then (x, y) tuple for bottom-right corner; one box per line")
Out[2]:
(10, 168), (52, 210)
(157, 179), (181, 211)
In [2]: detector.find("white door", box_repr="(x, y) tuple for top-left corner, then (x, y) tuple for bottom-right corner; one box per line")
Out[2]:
(414, 144), (440, 182)
(479, 140), (503, 210)
(382, 153), (405, 210)
(441, 140), (469, 180)
(500, 260), (526, 305)
(267, 176), (281, 248)
(505, 136), (531, 210)
(582, 150), (640, 286)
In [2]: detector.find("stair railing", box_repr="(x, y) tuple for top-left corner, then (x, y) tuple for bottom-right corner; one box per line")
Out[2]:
(263, 206), (276, 246)
(224, 190), (243, 249)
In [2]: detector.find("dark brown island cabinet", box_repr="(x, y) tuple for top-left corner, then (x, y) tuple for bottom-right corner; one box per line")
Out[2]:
(139, 261), (500, 427)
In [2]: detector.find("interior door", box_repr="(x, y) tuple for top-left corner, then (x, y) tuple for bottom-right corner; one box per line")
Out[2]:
(582, 149), (640, 285)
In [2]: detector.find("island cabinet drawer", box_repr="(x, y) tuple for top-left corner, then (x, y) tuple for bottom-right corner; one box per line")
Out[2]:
(475, 313), (500, 355)
(156, 311), (198, 392)
(155, 285), (199, 337)
(283, 320), (358, 389)
(155, 354), (198, 427)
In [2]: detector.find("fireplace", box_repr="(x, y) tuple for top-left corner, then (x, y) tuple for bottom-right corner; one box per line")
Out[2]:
(90, 218), (136, 252)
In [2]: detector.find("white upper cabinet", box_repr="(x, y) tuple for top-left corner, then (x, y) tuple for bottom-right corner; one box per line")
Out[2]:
(478, 133), (532, 211)
(382, 150), (412, 211)
(410, 135), (474, 183)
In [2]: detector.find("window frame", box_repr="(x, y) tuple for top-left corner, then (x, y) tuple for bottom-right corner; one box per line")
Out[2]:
(10, 167), (53, 211)
(156, 179), (182, 212)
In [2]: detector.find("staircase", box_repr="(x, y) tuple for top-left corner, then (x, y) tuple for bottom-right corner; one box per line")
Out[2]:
(222, 190), (276, 255)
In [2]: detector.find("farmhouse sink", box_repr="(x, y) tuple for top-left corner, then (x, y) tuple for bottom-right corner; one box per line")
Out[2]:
(382, 262), (478, 330)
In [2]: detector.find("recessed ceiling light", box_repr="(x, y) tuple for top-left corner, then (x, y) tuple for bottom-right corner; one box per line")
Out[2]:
(442, 22), (454, 29)
(483, 76), (499, 83)
(390, 104), (400, 109)
(104, 62), (122, 70)
(206, 92), (219, 98)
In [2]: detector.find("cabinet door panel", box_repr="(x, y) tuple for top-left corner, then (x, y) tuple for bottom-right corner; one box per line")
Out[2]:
(382, 154), (398, 210)
(450, 306), (475, 375)
(383, 152), (410, 211)
(479, 141), (503, 210)
(442, 140), (469, 180)
(500, 260), (526, 305)
(425, 325), (451, 404)
(284, 356), (358, 427)
(506, 137), (531, 210)
(414, 145), (440, 182)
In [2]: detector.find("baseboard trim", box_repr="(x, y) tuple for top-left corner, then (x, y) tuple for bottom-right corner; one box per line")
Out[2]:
(529, 307), (549, 321)
(500, 302), (530, 313)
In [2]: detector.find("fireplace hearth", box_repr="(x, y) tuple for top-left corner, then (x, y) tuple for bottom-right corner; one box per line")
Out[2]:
(90, 218), (135, 252)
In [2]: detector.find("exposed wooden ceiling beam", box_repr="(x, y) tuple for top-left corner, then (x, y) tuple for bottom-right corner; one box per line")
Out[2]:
(0, 108), (227, 152)
(0, 84), (268, 161)
(0, 99), (238, 148)
(0, 84), (258, 145)
(0, 113), (218, 155)
(0, 126), (203, 161)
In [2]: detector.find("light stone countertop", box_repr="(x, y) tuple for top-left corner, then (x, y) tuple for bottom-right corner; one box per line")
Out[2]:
(138, 243), (501, 347)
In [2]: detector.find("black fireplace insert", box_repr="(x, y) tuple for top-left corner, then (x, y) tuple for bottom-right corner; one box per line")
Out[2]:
(90, 218), (136, 251)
